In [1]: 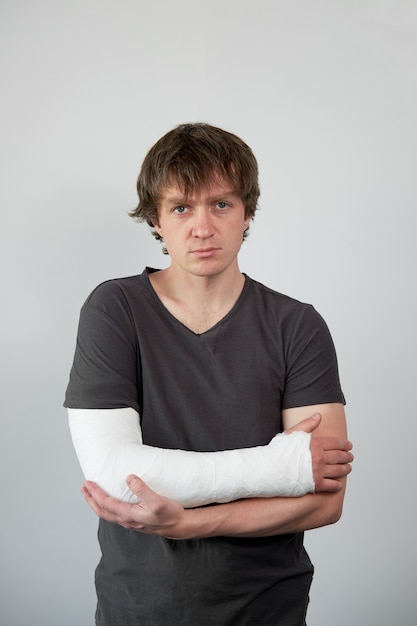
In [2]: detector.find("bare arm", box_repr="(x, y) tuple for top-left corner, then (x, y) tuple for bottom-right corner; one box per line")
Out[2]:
(82, 403), (352, 539)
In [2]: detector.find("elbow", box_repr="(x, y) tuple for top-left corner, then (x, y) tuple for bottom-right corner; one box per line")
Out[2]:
(316, 490), (346, 528)
(326, 502), (344, 526)
(325, 477), (348, 526)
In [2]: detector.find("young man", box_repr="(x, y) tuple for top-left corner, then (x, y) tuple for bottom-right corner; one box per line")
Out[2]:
(65, 123), (353, 625)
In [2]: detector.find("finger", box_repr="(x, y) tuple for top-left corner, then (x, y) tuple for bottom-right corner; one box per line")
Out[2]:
(314, 464), (352, 491)
(321, 450), (354, 465)
(126, 475), (171, 513)
(320, 438), (353, 452)
(81, 484), (124, 524)
(285, 413), (321, 434)
(315, 478), (344, 493)
(83, 481), (138, 523)
(126, 475), (154, 502)
(126, 475), (181, 521)
(322, 463), (353, 480)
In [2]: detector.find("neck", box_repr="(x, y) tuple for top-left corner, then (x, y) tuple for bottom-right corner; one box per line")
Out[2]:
(149, 265), (245, 334)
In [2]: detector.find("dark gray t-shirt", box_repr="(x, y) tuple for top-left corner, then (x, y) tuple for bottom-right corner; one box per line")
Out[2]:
(65, 268), (345, 625)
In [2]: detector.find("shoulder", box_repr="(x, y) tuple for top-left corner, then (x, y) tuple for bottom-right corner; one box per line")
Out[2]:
(83, 270), (153, 314)
(245, 275), (315, 317)
(244, 275), (331, 337)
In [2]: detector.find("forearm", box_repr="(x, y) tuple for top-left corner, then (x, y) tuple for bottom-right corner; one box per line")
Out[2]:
(68, 407), (314, 508)
(174, 483), (347, 540)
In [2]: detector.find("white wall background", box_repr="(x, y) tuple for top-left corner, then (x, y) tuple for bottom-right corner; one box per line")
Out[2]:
(1, 1), (416, 624)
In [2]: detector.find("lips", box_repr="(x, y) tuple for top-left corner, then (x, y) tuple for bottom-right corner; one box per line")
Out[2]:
(190, 248), (220, 258)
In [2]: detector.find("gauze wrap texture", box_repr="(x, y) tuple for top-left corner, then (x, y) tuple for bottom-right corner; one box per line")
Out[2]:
(68, 407), (314, 507)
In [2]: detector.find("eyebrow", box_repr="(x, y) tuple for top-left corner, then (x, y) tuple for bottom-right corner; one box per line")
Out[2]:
(161, 190), (239, 204)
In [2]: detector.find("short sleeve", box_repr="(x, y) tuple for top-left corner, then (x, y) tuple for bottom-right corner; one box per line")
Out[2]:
(281, 304), (345, 410)
(64, 282), (141, 413)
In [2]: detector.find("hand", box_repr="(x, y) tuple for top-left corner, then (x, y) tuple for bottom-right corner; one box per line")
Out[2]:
(285, 413), (354, 493)
(82, 474), (186, 538)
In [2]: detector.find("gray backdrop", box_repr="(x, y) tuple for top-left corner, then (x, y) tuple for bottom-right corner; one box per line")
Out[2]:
(1, 1), (416, 624)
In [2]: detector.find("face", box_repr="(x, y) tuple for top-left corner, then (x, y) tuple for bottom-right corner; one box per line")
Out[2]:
(153, 176), (251, 279)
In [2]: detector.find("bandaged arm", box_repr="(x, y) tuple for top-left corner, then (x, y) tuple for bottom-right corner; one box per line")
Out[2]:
(68, 407), (314, 508)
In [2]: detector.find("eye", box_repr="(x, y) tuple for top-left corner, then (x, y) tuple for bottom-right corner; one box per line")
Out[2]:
(173, 205), (188, 214)
(216, 201), (228, 209)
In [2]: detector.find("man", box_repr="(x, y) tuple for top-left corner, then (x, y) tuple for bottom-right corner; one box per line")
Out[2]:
(65, 123), (353, 625)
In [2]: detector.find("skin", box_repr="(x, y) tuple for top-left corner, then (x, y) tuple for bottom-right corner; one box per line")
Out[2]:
(149, 177), (252, 334)
(82, 175), (353, 539)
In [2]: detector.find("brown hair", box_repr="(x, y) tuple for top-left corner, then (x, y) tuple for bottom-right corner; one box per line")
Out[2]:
(129, 123), (260, 251)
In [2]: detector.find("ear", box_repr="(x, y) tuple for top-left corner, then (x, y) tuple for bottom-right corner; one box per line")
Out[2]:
(243, 215), (252, 230)
(152, 221), (162, 236)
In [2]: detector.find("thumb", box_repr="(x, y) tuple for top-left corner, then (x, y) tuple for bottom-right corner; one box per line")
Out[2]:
(125, 474), (154, 502)
(284, 413), (321, 434)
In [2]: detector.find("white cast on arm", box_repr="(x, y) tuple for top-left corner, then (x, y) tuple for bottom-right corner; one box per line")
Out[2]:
(68, 407), (314, 508)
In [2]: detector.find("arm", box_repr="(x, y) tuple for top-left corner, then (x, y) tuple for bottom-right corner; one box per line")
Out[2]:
(69, 407), (319, 507)
(82, 403), (353, 538)
(191, 403), (350, 537)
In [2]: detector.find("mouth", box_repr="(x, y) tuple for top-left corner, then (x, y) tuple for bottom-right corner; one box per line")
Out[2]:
(190, 247), (220, 258)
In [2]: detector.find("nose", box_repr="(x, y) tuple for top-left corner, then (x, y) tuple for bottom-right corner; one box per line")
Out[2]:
(192, 208), (215, 238)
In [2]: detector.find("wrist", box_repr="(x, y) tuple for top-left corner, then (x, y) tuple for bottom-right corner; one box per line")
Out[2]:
(164, 504), (225, 540)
